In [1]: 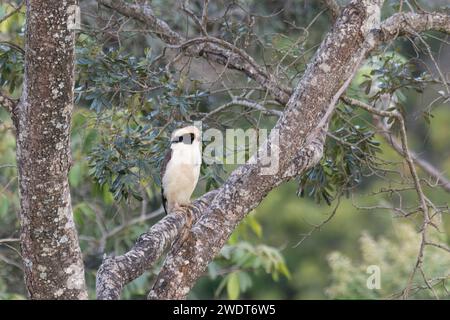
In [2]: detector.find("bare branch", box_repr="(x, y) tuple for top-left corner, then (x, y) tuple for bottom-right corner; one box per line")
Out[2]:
(294, 192), (342, 248)
(0, 238), (20, 244)
(0, 253), (23, 271)
(378, 124), (450, 193)
(201, 0), (210, 32)
(426, 241), (450, 253)
(341, 96), (433, 298)
(98, 0), (183, 45)
(342, 96), (450, 193)
(202, 98), (282, 120)
(0, 1), (24, 25)
(0, 41), (25, 54)
(102, 207), (164, 242)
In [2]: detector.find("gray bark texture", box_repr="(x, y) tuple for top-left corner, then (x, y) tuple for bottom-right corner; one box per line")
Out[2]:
(15, 0), (88, 299)
(96, 191), (217, 300)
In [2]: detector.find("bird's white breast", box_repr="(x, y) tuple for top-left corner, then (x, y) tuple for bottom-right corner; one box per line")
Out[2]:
(162, 141), (201, 206)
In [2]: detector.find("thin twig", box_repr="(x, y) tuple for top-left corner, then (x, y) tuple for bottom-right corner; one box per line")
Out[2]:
(0, 1), (24, 25)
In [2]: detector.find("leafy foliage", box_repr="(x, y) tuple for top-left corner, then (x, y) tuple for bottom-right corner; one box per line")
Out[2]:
(298, 104), (382, 205)
(208, 214), (290, 299)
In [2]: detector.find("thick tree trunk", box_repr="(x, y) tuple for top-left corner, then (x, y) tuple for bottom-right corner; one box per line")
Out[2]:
(16, 0), (87, 299)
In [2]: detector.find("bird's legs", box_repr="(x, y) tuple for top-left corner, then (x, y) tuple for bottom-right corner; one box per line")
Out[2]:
(171, 202), (195, 253)
(171, 202), (195, 225)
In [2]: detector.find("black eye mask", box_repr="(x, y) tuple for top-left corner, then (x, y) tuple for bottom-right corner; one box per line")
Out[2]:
(171, 133), (195, 145)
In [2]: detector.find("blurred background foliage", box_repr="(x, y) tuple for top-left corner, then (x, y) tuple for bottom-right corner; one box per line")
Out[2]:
(1, 0), (450, 299)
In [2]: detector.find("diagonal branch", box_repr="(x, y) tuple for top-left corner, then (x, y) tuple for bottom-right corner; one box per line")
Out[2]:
(96, 191), (217, 300)
(0, 1), (24, 25)
(342, 96), (450, 192)
(377, 120), (450, 193)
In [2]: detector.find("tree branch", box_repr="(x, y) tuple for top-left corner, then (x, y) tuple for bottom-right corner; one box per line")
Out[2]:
(96, 191), (217, 300)
(0, 1), (24, 25)
(101, 207), (165, 243)
(202, 98), (282, 120)
(379, 11), (450, 42)
(340, 96), (433, 298)
(342, 96), (450, 193)
(97, 0), (291, 104)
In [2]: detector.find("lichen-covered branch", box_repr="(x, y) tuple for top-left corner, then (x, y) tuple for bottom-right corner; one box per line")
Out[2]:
(16, 0), (88, 299)
(96, 191), (217, 300)
(148, 0), (385, 300)
(379, 11), (450, 42)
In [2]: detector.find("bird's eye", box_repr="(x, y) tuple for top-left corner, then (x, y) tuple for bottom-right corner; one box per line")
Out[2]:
(190, 133), (195, 142)
(178, 136), (183, 142)
(179, 133), (194, 144)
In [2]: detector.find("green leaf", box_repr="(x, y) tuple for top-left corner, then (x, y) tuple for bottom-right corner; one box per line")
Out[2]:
(227, 272), (240, 300)
(247, 214), (262, 238)
(238, 272), (253, 292)
(278, 262), (291, 280)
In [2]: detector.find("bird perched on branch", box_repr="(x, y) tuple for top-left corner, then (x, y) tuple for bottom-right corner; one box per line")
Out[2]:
(160, 126), (202, 215)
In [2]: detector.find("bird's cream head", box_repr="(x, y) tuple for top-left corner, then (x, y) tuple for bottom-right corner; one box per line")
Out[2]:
(170, 126), (201, 145)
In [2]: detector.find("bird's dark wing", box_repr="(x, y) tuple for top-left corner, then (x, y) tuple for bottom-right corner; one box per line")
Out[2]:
(160, 148), (172, 215)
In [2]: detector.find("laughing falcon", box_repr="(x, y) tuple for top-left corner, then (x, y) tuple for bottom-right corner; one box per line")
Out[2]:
(161, 126), (202, 215)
